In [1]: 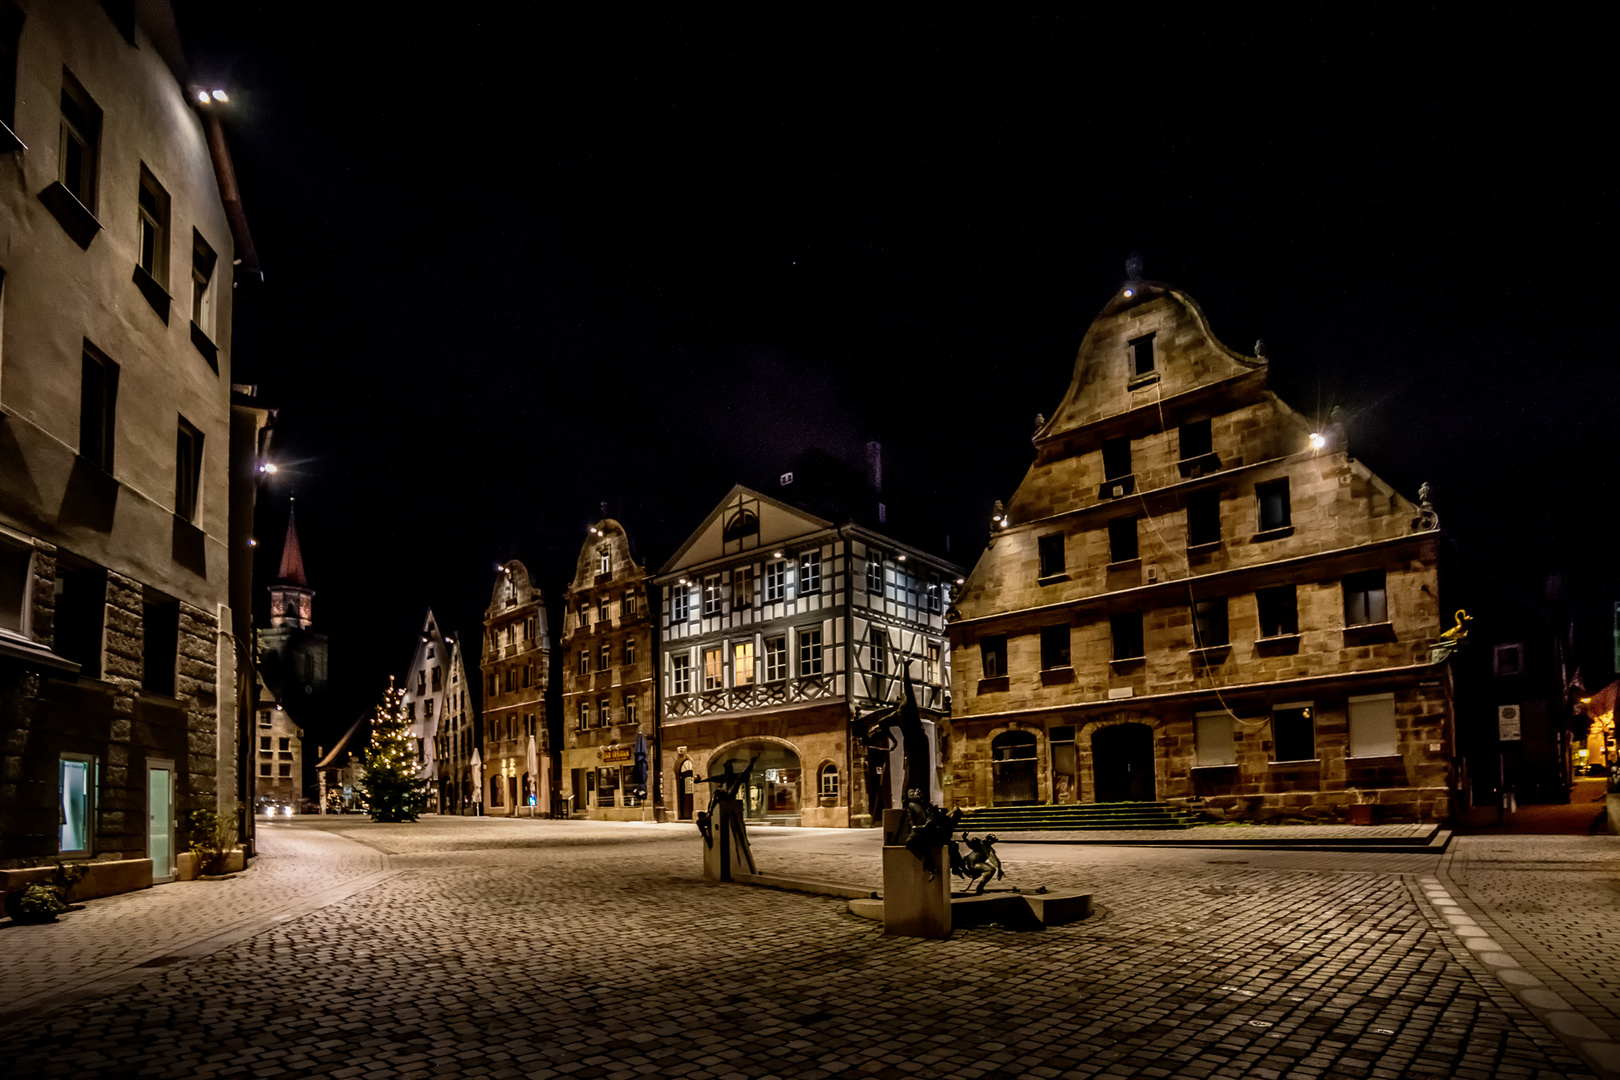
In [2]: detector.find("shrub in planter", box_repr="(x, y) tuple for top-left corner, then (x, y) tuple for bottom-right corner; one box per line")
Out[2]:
(188, 809), (237, 876)
(4, 863), (88, 924)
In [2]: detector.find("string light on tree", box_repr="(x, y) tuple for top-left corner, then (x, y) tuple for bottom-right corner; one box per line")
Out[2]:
(355, 676), (428, 822)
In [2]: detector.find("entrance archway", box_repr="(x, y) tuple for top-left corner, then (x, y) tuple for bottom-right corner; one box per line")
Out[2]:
(991, 730), (1039, 805)
(709, 742), (801, 822)
(677, 759), (695, 820)
(1092, 723), (1155, 802)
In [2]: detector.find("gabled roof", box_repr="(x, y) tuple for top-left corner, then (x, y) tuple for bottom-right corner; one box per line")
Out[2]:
(659, 484), (835, 576)
(275, 506), (309, 587)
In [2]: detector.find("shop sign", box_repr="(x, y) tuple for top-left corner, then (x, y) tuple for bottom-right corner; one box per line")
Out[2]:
(1497, 704), (1521, 742)
(600, 745), (632, 765)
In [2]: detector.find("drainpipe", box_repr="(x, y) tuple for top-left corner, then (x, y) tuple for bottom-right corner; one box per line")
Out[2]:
(840, 526), (859, 826)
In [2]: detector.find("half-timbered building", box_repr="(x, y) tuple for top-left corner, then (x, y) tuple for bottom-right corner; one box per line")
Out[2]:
(947, 275), (1455, 823)
(656, 482), (960, 827)
(398, 609), (450, 812)
(433, 634), (480, 814)
(480, 561), (551, 816)
(560, 519), (658, 819)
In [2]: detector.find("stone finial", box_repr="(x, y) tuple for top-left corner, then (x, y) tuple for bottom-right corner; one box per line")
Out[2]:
(1412, 482), (1440, 532)
(1125, 252), (1144, 281)
(1254, 339), (1268, 359)
(1033, 413), (1045, 432)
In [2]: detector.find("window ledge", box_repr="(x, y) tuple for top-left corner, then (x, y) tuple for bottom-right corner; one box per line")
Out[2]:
(38, 181), (102, 249)
(1105, 558), (1141, 572)
(1186, 541), (1222, 556)
(0, 119), (23, 154)
(1189, 644), (1231, 657)
(1039, 666), (1075, 685)
(977, 676), (1009, 694)
(189, 322), (219, 371)
(1252, 526), (1294, 542)
(1190, 762), (1238, 771)
(1098, 474), (1136, 500)
(1255, 633), (1302, 655)
(1127, 372), (1161, 391)
(1345, 753), (1404, 763)
(1036, 572), (1070, 585)
(1108, 655), (1145, 670)
(132, 264), (171, 324)
(1269, 758), (1321, 767)
(1343, 621), (1396, 644)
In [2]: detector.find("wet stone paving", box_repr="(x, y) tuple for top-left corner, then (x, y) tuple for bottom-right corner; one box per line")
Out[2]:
(0, 818), (1611, 1080)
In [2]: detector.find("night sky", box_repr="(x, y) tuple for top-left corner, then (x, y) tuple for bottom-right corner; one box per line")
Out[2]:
(174, 7), (1612, 745)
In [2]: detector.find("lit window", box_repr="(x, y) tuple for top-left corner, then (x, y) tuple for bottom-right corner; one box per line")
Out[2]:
(798, 551), (822, 595)
(819, 762), (839, 799)
(59, 755), (93, 854)
(798, 628), (823, 676)
(702, 647), (722, 691)
(599, 547), (611, 576)
(764, 636), (787, 682)
(734, 640), (755, 686)
(924, 642), (940, 685)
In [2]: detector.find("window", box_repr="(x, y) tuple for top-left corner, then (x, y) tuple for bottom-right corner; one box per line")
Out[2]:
(671, 654), (692, 695)
(734, 641), (755, 685)
(624, 694), (637, 727)
(137, 165), (169, 288)
(431, 666), (441, 691)
(488, 673), (497, 697)
(1343, 571), (1388, 626)
(927, 581), (942, 614)
(1348, 693), (1398, 757)
(764, 636), (787, 682)
(866, 554), (884, 594)
(278, 737), (291, 752)
(622, 590), (637, 616)
(798, 551), (822, 595)
(702, 647), (722, 691)
(191, 231), (217, 337)
(671, 585), (691, 622)
(259, 762), (271, 777)
(819, 763), (839, 799)
(599, 547), (611, 575)
(765, 560), (787, 601)
(59, 72), (101, 209)
(868, 626), (886, 679)
(1195, 711), (1236, 767)
(577, 650), (589, 676)
(407, 701), (416, 721)
(599, 643), (610, 671)
(1256, 478), (1291, 532)
(1187, 492), (1220, 547)
(1179, 419), (1213, 460)
(577, 702), (589, 730)
(1107, 518), (1138, 563)
(577, 602), (588, 628)
(1, 529), (32, 637)
(80, 346), (118, 472)
(1111, 613), (1144, 660)
(1037, 534), (1066, 578)
(623, 638), (637, 666)
(1494, 643), (1524, 677)
(59, 754), (93, 853)
(419, 670), (427, 694)
(424, 699), (434, 720)
(1273, 704), (1316, 761)
(1102, 437), (1132, 480)
(924, 642), (940, 684)
(1192, 597), (1229, 648)
(1040, 624), (1070, 669)
(259, 710), (271, 728)
(598, 697), (610, 727)
(733, 566), (754, 609)
(174, 416), (202, 522)
(980, 635), (1007, 679)
(259, 736), (271, 751)
(702, 575), (722, 616)
(1257, 585), (1299, 638)
(598, 595), (609, 622)
(798, 628), (823, 676)
(1129, 332), (1156, 377)
(489, 777), (503, 807)
(141, 592), (178, 696)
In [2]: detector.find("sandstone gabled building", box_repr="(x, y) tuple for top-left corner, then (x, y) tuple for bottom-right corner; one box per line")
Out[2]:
(433, 634), (479, 814)
(947, 277), (1453, 823)
(481, 561), (550, 815)
(559, 519), (657, 820)
(656, 476), (960, 828)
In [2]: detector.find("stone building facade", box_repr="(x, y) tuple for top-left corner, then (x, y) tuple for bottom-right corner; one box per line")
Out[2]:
(251, 680), (302, 813)
(656, 484), (959, 828)
(559, 519), (657, 820)
(433, 634), (479, 814)
(480, 561), (550, 816)
(399, 608), (450, 813)
(947, 278), (1453, 824)
(0, 1), (257, 898)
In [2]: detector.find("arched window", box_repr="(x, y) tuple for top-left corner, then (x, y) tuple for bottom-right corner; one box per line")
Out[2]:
(722, 510), (759, 543)
(818, 761), (839, 799)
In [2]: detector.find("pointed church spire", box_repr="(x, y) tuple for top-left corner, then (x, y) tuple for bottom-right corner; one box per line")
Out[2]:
(278, 501), (309, 587)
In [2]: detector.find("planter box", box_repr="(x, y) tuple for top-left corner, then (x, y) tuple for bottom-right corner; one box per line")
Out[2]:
(1, 858), (154, 904)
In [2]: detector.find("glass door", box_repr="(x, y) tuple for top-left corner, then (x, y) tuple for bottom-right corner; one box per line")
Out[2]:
(147, 761), (174, 882)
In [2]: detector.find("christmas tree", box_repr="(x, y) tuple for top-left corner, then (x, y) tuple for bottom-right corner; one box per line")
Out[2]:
(357, 677), (427, 822)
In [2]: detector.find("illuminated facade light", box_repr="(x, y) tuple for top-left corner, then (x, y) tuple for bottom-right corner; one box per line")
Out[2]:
(211, 89), (228, 102)
(1123, 288), (1134, 298)
(196, 90), (210, 104)
(1309, 432), (1326, 450)
(259, 462), (277, 474)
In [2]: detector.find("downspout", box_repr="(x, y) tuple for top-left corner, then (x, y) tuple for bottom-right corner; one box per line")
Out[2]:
(840, 526), (858, 826)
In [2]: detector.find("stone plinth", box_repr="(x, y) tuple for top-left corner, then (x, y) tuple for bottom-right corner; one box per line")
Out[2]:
(881, 809), (950, 939)
(702, 797), (755, 882)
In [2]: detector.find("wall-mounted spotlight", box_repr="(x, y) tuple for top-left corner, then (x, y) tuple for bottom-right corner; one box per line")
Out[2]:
(1309, 432), (1326, 450)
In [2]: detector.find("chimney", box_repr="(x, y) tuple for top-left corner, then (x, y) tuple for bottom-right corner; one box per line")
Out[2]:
(866, 441), (883, 494)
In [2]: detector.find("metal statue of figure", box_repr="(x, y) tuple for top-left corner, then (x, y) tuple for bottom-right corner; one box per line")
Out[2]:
(955, 833), (1004, 895)
(694, 809), (713, 848)
(861, 713), (897, 820)
(894, 794), (961, 879)
(695, 754), (758, 813)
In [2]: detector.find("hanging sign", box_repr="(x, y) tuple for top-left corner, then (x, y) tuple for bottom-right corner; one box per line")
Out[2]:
(1497, 704), (1522, 742)
(599, 745), (632, 765)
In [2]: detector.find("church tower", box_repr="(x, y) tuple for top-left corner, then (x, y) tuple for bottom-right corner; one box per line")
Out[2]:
(268, 505), (314, 629)
(258, 501), (330, 717)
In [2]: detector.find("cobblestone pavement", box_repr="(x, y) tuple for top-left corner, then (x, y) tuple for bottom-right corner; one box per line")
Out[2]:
(0, 817), (1611, 1080)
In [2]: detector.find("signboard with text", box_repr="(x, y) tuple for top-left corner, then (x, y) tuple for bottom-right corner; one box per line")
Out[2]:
(1497, 704), (1522, 741)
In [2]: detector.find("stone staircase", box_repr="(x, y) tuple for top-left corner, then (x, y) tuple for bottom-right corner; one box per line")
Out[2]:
(956, 801), (1203, 832)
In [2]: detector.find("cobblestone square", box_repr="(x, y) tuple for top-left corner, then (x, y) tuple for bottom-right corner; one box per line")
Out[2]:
(3, 819), (1617, 1080)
